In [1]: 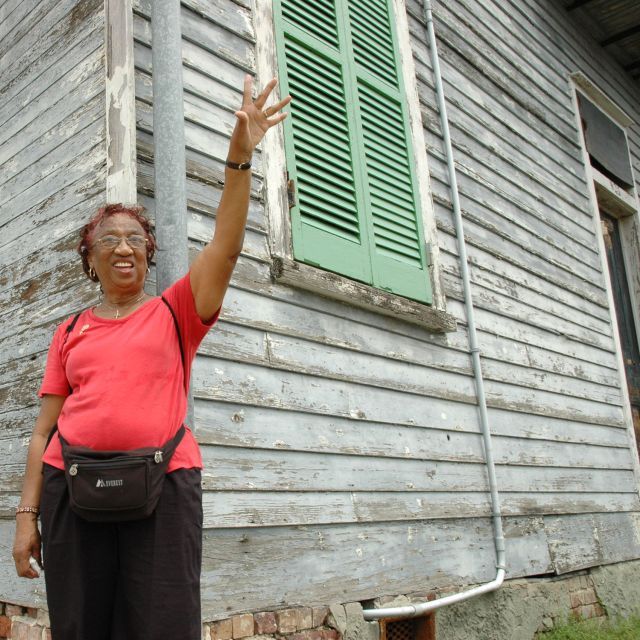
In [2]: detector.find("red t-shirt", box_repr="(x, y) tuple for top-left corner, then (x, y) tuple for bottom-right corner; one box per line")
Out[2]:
(39, 273), (218, 472)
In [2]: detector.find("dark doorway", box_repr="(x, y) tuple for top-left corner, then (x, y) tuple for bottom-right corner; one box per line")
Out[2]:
(601, 212), (640, 457)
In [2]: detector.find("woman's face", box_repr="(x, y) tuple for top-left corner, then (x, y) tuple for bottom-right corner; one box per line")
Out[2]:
(88, 213), (148, 295)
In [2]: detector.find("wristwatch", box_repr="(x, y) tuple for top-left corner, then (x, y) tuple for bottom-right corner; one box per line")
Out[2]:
(226, 159), (252, 171)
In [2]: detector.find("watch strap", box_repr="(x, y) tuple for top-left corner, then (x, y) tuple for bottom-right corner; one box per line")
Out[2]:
(226, 159), (252, 171)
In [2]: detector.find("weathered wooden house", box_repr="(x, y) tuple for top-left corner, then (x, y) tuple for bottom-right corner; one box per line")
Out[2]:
(2, 0), (640, 638)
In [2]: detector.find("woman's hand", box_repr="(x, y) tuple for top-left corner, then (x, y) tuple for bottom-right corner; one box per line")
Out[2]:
(12, 395), (64, 579)
(13, 516), (42, 579)
(227, 75), (291, 163)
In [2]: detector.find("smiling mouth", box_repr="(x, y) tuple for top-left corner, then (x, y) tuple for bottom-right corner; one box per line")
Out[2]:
(113, 262), (134, 270)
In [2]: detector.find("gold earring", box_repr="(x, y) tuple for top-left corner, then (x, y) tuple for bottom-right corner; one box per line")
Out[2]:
(89, 266), (96, 279)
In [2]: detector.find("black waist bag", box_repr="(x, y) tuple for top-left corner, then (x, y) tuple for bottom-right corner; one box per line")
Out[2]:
(55, 296), (188, 522)
(58, 426), (184, 522)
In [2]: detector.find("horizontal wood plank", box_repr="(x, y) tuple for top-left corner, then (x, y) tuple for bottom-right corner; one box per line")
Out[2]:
(197, 444), (637, 493)
(194, 491), (640, 529)
(194, 400), (631, 451)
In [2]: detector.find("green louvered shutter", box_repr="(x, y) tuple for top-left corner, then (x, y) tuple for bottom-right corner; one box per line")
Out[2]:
(275, 0), (372, 282)
(274, 0), (432, 304)
(345, 0), (431, 303)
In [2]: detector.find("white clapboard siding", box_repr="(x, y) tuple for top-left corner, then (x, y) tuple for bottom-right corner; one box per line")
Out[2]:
(123, 0), (640, 620)
(441, 2), (575, 121)
(439, 253), (612, 339)
(193, 400), (631, 452)
(0, 1), (37, 44)
(193, 387), (631, 470)
(0, 12), (107, 615)
(134, 41), (245, 114)
(0, 22), (102, 136)
(428, 127), (600, 275)
(200, 490), (640, 530)
(1, 0), (103, 97)
(192, 354), (625, 429)
(215, 248), (617, 387)
(437, 230), (611, 323)
(426, 5), (578, 145)
(441, 268), (613, 351)
(412, 53), (588, 200)
(132, 3), (254, 70)
(408, 40), (585, 193)
(136, 161), (266, 230)
(204, 315), (620, 406)
(194, 511), (639, 616)
(0, 168), (105, 262)
(433, 203), (607, 309)
(424, 108), (600, 267)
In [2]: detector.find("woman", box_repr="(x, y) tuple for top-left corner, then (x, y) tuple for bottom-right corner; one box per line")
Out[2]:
(12, 76), (290, 640)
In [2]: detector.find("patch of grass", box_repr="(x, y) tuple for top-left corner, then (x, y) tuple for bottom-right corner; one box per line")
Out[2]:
(537, 616), (640, 639)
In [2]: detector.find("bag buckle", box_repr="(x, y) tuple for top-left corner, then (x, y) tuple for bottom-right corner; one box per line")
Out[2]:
(154, 451), (163, 464)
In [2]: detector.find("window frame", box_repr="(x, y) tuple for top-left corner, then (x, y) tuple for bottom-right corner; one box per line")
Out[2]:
(570, 72), (640, 474)
(571, 72), (640, 343)
(254, 0), (455, 332)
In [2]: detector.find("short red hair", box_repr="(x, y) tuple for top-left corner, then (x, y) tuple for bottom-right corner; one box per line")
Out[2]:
(78, 204), (156, 282)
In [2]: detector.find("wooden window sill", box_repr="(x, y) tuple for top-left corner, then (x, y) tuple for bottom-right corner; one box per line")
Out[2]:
(270, 257), (457, 333)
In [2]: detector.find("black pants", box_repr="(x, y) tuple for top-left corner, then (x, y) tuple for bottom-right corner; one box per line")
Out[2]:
(40, 464), (203, 640)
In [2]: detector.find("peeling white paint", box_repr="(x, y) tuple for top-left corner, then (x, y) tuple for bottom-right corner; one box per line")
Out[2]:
(105, 0), (136, 203)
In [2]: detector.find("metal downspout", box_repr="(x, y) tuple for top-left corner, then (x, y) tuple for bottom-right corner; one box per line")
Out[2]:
(151, 0), (189, 292)
(362, 0), (506, 620)
(150, 0), (194, 422)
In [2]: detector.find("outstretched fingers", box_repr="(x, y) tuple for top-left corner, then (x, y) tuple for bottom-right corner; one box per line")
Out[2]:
(254, 77), (279, 110)
(265, 95), (292, 116)
(242, 74), (254, 107)
(265, 110), (289, 128)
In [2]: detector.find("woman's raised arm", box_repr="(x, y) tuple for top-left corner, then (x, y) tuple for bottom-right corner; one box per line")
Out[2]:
(190, 75), (291, 321)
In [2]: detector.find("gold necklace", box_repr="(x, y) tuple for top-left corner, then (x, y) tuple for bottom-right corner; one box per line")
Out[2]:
(100, 291), (147, 319)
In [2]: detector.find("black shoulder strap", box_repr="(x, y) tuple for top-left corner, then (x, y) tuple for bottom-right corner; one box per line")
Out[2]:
(63, 312), (82, 345)
(160, 296), (187, 395)
(63, 312), (82, 392)
(45, 313), (83, 452)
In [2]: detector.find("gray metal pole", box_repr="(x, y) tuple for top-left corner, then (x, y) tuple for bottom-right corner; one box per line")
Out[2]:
(151, 0), (189, 293)
(151, 0), (194, 424)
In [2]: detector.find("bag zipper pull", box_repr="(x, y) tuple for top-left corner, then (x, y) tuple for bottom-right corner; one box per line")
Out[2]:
(69, 464), (78, 476)
(154, 451), (163, 464)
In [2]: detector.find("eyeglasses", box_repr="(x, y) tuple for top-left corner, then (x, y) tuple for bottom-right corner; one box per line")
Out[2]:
(93, 235), (148, 250)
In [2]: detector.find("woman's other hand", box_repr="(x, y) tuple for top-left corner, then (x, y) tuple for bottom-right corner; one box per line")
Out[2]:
(227, 75), (291, 163)
(13, 516), (42, 579)
(12, 394), (64, 578)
